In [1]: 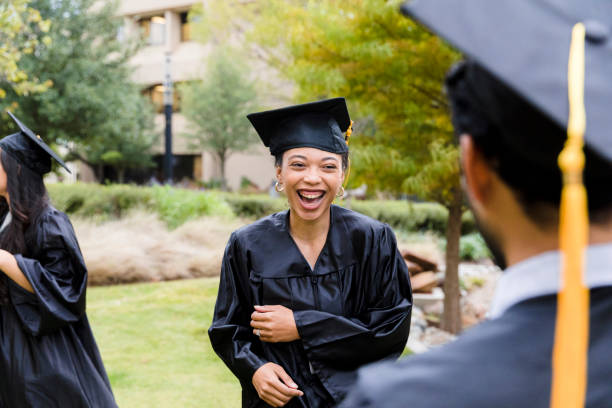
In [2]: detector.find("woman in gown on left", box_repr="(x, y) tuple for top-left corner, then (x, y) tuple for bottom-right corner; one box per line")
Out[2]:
(0, 112), (117, 407)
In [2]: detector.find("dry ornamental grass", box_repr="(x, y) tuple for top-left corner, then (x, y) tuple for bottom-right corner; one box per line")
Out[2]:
(73, 212), (246, 285)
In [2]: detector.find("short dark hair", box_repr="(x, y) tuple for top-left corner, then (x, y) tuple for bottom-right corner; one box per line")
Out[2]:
(275, 150), (350, 173)
(446, 61), (612, 226)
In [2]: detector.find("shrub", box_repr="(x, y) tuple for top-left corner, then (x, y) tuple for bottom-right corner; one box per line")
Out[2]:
(150, 186), (233, 229)
(222, 194), (287, 219)
(347, 200), (476, 235)
(459, 232), (492, 261)
(48, 183), (152, 220)
(47, 183), (479, 235)
(48, 183), (233, 228)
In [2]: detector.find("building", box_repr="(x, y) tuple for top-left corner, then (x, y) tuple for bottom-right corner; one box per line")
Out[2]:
(90, 0), (278, 191)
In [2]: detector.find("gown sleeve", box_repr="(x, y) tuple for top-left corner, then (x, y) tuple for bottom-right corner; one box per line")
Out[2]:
(8, 210), (87, 336)
(293, 225), (412, 368)
(208, 233), (268, 384)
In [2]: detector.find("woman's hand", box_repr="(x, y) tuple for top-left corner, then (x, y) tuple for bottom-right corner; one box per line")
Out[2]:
(252, 362), (304, 407)
(251, 305), (300, 343)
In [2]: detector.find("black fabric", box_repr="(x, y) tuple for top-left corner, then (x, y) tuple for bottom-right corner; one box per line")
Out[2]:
(340, 286), (612, 407)
(0, 112), (70, 175)
(401, 0), (612, 162)
(0, 207), (117, 407)
(208, 205), (413, 407)
(247, 98), (351, 156)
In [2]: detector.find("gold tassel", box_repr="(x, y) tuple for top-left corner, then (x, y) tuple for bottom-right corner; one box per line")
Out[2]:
(345, 120), (354, 143)
(550, 22), (590, 408)
(343, 120), (354, 189)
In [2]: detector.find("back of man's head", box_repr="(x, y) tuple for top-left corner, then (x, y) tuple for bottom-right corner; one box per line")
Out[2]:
(445, 61), (612, 227)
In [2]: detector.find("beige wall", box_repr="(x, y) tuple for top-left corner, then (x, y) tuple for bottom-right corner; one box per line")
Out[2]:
(115, 0), (279, 191)
(118, 0), (200, 16)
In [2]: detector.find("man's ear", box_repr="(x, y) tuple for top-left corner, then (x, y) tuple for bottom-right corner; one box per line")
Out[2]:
(460, 134), (493, 207)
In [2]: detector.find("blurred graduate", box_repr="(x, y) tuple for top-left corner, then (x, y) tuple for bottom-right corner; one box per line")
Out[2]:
(341, 1), (612, 407)
(208, 98), (413, 407)
(0, 113), (117, 407)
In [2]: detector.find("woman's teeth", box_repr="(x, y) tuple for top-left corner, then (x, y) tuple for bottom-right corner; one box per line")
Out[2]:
(298, 191), (325, 201)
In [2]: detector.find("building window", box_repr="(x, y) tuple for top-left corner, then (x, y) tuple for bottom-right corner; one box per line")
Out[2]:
(117, 24), (125, 42)
(180, 12), (191, 42)
(139, 15), (166, 46)
(142, 84), (181, 113)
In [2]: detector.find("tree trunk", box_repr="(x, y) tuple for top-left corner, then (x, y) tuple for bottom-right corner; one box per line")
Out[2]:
(441, 187), (463, 334)
(219, 151), (227, 191)
(96, 164), (104, 183)
(118, 168), (125, 184)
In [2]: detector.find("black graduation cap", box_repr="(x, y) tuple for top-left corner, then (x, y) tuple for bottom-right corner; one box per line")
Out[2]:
(400, 0), (612, 162)
(0, 111), (71, 175)
(247, 97), (351, 156)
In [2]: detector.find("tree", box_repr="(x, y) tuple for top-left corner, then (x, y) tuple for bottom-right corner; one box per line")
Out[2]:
(197, 0), (465, 333)
(0, 0), (52, 97)
(179, 48), (258, 190)
(0, 0), (156, 182)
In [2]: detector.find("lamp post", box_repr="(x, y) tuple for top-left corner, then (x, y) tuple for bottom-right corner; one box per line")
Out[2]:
(163, 51), (173, 184)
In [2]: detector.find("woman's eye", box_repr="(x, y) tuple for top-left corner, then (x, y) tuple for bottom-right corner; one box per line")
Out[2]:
(290, 162), (305, 168)
(324, 165), (337, 170)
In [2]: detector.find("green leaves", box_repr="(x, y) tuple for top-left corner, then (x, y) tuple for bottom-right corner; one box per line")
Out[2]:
(179, 47), (258, 185)
(0, 0), (156, 179)
(195, 0), (462, 205)
(0, 0), (52, 97)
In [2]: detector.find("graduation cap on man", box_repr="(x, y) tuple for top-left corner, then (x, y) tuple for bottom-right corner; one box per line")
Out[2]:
(0, 112), (71, 175)
(400, 1), (612, 407)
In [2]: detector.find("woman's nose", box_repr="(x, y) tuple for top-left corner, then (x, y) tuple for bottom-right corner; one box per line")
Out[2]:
(303, 167), (322, 183)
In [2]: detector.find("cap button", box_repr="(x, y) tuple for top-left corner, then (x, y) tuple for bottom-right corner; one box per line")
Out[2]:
(584, 20), (609, 44)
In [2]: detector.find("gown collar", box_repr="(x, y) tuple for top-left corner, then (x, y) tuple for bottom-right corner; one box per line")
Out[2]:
(264, 205), (356, 276)
(488, 243), (612, 319)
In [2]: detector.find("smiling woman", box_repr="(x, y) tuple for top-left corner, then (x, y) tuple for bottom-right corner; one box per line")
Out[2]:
(208, 98), (413, 408)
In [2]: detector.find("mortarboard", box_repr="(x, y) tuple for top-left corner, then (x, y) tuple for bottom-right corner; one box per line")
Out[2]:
(400, 1), (612, 407)
(0, 111), (71, 175)
(247, 97), (352, 157)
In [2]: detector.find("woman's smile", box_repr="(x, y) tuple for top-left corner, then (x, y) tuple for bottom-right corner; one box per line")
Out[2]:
(278, 147), (343, 222)
(296, 189), (327, 210)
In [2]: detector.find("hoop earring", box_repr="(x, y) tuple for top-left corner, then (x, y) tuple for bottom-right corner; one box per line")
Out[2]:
(275, 181), (285, 192)
(336, 186), (345, 198)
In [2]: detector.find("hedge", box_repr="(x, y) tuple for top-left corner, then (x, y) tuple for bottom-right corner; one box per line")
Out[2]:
(47, 183), (476, 234)
(47, 183), (233, 228)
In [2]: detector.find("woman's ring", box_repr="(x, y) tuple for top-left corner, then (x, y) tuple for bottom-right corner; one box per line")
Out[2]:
(256, 329), (261, 337)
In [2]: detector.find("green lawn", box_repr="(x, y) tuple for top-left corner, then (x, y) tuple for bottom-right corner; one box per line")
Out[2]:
(87, 278), (241, 408)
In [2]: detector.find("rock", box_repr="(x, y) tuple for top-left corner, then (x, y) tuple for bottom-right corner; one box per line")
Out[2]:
(409, 324), (424, 340)
(406, 338), (429, 354)
(411, 307), (427, 330)
(401, 249), (438, 272)
(410, 271), (438, 293)
(422, 327), (456, 348)
(417, 287), (444, 313)
(405, 260), (423, 275)
(425, 313), (440, 328)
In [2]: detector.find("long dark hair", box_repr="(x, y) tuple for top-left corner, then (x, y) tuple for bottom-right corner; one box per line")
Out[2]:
(0, 150), (49, 302)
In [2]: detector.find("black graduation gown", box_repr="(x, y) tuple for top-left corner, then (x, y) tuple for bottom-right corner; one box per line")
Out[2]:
(0, 207), (117, 408)
(208, 205), (413, 408)
(339, 287), (612, 408)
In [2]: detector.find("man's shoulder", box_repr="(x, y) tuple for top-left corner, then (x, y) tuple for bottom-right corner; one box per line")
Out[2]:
(341, 299), (557, 408)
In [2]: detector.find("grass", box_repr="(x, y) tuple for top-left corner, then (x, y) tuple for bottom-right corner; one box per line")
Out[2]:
(87, 277), (241, 408)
